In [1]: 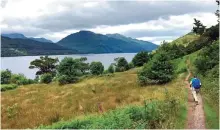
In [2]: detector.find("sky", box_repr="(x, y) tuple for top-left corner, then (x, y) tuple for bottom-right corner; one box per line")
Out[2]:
(0, 0), (218, 44)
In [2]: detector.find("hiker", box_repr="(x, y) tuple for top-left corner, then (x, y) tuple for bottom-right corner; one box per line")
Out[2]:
(190, 75), (201, 105)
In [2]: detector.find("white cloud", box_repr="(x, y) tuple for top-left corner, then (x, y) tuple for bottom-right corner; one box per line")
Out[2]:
(0, 0), (218, 44)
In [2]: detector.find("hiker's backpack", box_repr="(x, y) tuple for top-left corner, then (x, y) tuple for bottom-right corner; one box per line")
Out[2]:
(192, 78), (201, 89)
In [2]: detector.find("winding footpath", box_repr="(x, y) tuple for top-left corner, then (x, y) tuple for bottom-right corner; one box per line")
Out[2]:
(185, 60), (206, 129)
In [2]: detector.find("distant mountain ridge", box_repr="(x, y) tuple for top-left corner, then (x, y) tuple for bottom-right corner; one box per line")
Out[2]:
(1, 33), (53, 43)
(106, 33), (158, 51)
(1, 31), (158, 57)
(1, 36), (77, 57)
(57, 30), (158, 53)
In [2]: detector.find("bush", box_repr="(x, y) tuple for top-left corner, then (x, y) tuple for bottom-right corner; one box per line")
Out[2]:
(57, 57), (88, 85)
(1, 69), (12, 84)
(138, 52), (174, 86)
(107, 64), (115, 73)
(11, 73), (35, 85)
(39, 98), (180, 129)
(128, 62), (135, 69)
(90, 62), (104, 75)
(132, 51), (149, 67)
(57, 75), (78, 85)
(40, 73), (53, 84)
(194, 40), (219, 74)
(114, 57), (129, 72)
(1, 84), (18, 91)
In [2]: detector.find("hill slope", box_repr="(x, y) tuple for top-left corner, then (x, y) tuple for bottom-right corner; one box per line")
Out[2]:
(106, 33), (158, 51)
(57, 31), (158, 53)
(1, 36), (77, 57)
(170, 33), (200, 46)
(1, 33), (53, 43)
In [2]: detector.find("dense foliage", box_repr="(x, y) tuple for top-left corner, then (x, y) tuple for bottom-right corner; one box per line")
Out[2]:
(40, 73), (53, 84)
(132, 51), (149, 67)
(138, 52), (174, 85)
(1, 69), (12, 84)
(194, 40), (219, 74)
(107, 64), (115, 73)
(10, 73), (35, 85)
(156, 41), (186, 60)
(57, 57), (89, 85)
(1, 84), (18, 91)
(29, 56), (59, 76)
(114, 57), (129, 72)
(90, 62), (104, 75)
(192, 18), (206, 35)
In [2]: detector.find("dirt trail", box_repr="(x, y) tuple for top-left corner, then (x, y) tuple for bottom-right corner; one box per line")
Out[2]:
(185, 60), (206, 129)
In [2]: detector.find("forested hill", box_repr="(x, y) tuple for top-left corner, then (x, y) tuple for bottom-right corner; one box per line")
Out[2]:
(1, 33), (53, 43)
(57, 30), (158, 53)
(1, 36), (78, 57)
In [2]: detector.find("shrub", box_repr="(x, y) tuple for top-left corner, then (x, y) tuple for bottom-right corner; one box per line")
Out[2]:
(57, 75), (78, 85)
(138, 52), (174, 86)
(11, 73), (35, 85)
(40, 73), (53, 84)
(107, 64), (114, 73)
(39, 98), (180, 129)
(128, 62), (135, 69)
(194, 40), (219, 74)
(114, 57), (129, 72)
(57, 57), (88, 85)
(132, 51), (149, 67)
(1, 69), (12, 84)
(90, 62), (104, 75)
(1, 84), (18, 91)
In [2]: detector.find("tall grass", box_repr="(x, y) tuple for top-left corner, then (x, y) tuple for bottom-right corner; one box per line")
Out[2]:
(39, 96), (185, 129)
(1, 68), (187, 129)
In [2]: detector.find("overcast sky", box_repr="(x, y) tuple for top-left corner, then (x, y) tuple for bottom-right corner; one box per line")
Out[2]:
(0, 0), (218, 44)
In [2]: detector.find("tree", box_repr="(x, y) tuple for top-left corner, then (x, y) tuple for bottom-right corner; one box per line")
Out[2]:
(138, 52), (174, 86)
(132, 51), (149, 67)
(10, 73), (35, 85)
(192, 18), (206, 35)
(57, 57), (88, 84)
(215, 0), (220, 23)
(1, 69), (12, 84)
(29, 56), (59, 76)
(108, 64), (115, 73)
(114, 57), (129, 72)
(194, 40), (219, 74)
(40, 73), (53, 84)
(204, 24), (219, 41)
(77, 57), (90, 74)
(90, 62), (104, 75)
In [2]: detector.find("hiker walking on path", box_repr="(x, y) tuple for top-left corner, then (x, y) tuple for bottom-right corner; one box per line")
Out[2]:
(190, 75), (201, 105)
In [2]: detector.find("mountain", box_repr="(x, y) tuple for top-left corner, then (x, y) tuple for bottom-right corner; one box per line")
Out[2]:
(57, 31), (158, 53)
(1, 33), (53, 43)
(1, 33), (26, 39)
(106, 33), (158, 51)
(1, 36), (77, 57)
(29, 37), (53, 43)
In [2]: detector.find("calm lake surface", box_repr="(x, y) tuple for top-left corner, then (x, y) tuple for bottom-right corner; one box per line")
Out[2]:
(1, 53), (136, 79)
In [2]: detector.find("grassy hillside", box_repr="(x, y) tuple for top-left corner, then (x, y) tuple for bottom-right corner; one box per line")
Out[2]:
(1, 67), (188, 129)
(170, 33), (200, 46)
